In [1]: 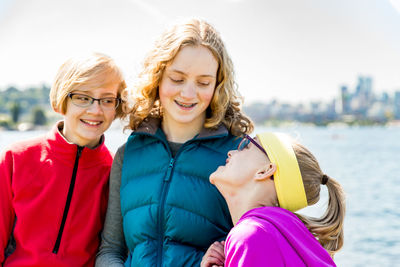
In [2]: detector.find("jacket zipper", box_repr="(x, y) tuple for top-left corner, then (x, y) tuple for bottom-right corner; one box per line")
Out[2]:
(52, 145), (84, 254)
(157, 157), (174, 267)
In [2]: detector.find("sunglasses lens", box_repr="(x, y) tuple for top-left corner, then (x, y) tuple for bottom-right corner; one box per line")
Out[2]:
(238, 138), (250, 151)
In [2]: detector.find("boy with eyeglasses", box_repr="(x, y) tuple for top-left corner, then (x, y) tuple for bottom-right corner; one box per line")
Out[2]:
(0, 52), (126, 267)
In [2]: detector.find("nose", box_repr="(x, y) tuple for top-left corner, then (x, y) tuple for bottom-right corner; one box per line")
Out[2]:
(180, 82), (196, 99)
(86, 100), (103, 114)
(227, 150), (235, 157)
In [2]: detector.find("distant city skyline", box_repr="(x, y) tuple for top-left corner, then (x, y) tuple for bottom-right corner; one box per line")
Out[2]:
(243, 74), (400, 126)
(1, 0), (400, 104)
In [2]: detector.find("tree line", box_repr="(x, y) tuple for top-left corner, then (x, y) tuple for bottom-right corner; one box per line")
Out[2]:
(0, 85), (53, 130)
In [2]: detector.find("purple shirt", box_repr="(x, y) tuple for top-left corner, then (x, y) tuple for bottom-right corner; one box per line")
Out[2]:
(225, 207), (336, 267)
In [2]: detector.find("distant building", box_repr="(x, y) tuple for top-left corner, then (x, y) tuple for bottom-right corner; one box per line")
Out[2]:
(380, 92), (390, 105)
(339, 75), (378, 119)
(395, 91), (400, 120)
(353, 76), (373, 116)
(340, 85), (350, 114)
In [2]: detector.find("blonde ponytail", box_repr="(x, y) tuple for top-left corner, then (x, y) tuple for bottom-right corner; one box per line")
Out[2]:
(292, 143), (346, 258)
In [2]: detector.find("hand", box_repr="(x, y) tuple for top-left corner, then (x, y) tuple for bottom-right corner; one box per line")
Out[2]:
(200, 241), (225, 267)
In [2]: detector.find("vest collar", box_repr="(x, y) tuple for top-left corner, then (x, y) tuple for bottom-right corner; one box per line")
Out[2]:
(135, 117), (229, 140)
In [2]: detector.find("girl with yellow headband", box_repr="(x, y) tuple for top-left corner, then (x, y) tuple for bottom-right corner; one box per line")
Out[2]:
(201, 132), (345, 267)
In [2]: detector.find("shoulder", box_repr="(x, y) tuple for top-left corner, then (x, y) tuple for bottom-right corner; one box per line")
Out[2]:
(1, 134), (46, 158)
(1, 135), (47, 176)
(113, 143), (126, 165)
(227, 207), (299, 250)
(197, 132), (240, 155)
(116, 143), (125, 157)
(95, 145), (114, 165)
(228, 215), (276, 245)
(225, 216), (284, 266)
(243, 206), (304, 227)
(212, 132), (241, 147)
(125, 129), (163, 153)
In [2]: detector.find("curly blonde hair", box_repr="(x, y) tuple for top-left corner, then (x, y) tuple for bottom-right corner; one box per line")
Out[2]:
(122, 18), (253, 136)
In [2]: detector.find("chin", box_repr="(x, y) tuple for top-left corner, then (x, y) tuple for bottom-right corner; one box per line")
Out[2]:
(209, 170), (218, 184)
(209, 166), (223, 185)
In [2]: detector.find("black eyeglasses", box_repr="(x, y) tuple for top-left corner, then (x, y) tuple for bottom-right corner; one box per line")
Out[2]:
(238, 134), (268, 156)
(68, 93), (120, 110)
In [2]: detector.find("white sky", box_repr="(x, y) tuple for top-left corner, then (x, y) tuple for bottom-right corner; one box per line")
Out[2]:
(0, 0), (400, 104)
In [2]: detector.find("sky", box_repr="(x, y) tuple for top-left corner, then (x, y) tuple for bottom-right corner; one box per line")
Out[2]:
(0, 0), (400, 104)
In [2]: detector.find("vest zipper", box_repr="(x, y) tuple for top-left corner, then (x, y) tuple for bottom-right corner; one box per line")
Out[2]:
(157, 157), (174, 267)
(52, 145), (84, 254)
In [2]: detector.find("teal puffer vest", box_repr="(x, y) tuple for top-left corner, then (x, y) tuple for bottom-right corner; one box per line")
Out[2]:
(120, 124), (239, 267)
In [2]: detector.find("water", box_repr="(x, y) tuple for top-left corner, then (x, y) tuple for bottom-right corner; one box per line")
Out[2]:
(262, 126), (400, 267)
(1, 124), (399, 266)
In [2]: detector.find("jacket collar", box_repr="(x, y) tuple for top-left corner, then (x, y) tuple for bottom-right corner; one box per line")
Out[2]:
(46, 121), (111, 167)
(54, 121), (105, 149)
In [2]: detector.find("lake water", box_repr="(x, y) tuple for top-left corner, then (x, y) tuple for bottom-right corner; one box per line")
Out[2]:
(1, 124), (399, 267)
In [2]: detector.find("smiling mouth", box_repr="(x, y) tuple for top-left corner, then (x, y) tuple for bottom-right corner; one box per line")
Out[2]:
(81, 119), (102, 126)
(174, 100), (197, 108)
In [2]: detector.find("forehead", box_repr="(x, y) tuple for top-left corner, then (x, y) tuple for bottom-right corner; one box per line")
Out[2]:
(166, 45), (218, 76)
(74, 72), (120, 89)
(73, 81), (119, 96)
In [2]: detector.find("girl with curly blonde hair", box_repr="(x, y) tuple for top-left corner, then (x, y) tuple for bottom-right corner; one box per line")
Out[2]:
(96, 18), (253, 266)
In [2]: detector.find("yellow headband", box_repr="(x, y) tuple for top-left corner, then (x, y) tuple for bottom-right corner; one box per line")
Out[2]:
(256, 132), (308, 212)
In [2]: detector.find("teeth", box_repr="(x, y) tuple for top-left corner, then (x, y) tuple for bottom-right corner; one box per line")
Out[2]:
(82, 119), (101, 125)
(175, 101), (196, 108)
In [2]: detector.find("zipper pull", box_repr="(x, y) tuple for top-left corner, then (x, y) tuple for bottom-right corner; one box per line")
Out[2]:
(164, 158), (174, 181)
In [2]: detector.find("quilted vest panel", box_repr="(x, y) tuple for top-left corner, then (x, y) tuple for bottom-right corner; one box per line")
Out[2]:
(120, 129), (239, 266)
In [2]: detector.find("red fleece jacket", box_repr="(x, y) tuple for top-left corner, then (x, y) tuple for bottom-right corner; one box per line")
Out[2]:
(0, 122), (112, 267)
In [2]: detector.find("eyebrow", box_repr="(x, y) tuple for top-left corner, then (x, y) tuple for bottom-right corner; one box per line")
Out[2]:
(168, 69), (216, 79)
(73, 90), (117, 98)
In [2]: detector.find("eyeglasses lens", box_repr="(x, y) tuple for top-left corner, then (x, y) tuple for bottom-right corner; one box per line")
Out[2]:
(69, 93), (119, 110)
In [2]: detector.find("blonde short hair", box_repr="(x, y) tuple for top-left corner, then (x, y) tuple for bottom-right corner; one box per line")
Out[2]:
(50, 52), (126, 118)
(123, 18), (253, 136)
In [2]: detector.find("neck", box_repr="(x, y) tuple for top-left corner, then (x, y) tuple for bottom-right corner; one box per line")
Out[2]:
(59, 121), (99, 148)
(223, 181), (277, 225)
(225, 193), (262, 226)
(161, 115), (205, 143)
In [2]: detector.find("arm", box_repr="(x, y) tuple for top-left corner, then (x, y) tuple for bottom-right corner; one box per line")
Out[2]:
(0, 150), (15, 263)
(95, 146), (128, 267)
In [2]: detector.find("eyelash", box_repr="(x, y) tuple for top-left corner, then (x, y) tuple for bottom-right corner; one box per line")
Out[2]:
(170, 77), (183, 83)
(170, 77), (210, 86)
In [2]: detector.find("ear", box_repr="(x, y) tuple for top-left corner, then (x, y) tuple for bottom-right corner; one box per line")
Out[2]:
(254, 163), (276, 181)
